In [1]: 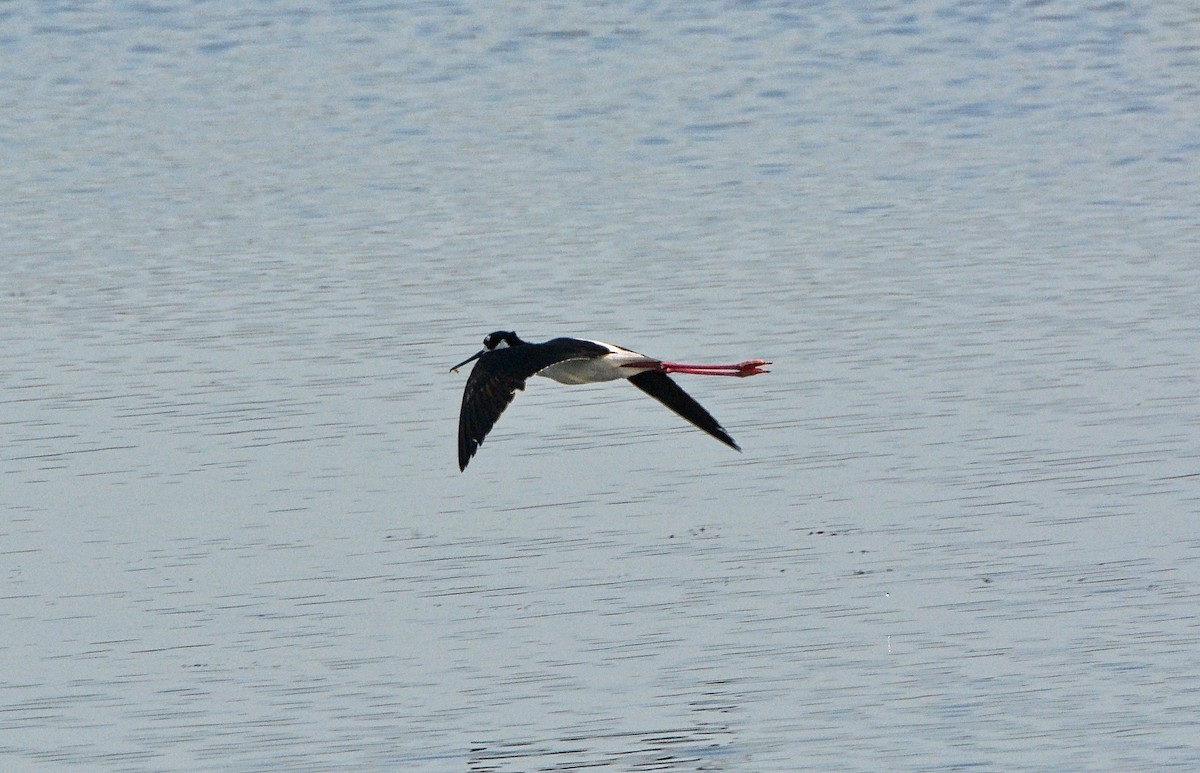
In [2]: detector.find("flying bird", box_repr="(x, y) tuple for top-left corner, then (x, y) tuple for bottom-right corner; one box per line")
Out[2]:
(450, 331), (770, 471)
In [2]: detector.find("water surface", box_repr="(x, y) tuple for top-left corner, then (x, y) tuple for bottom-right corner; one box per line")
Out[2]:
(3, 2), (1199, 770)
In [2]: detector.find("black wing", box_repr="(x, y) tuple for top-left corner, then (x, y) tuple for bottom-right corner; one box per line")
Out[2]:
(457, 347), (588, 471)
(626, 371), (740, 451)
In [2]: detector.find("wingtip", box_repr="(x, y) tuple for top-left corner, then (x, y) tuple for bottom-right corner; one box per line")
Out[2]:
(459, 442), (477, 471)
(710, 425), (741, 452)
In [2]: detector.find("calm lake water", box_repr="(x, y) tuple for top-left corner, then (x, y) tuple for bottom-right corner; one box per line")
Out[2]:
(3, 2), (1199, 771)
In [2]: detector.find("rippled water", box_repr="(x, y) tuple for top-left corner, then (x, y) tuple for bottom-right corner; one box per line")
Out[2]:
(3, 2), (1199, 771)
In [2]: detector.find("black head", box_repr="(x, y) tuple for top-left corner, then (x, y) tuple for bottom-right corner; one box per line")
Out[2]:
(451, 330), (527, 373)
(483, 330), (525, 350)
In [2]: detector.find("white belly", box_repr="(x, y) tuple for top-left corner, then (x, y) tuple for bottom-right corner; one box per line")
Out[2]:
(537, 345), (657, 385)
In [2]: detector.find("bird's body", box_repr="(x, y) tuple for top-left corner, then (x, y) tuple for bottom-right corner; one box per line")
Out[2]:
(534, 339), (655, 384)
(451, 331), (770, 471)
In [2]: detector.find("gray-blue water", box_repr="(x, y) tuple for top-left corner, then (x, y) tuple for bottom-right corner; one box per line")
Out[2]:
(3, 2), (1199, 771)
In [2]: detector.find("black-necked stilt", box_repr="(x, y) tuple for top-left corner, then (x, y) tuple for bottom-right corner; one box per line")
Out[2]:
(450, 331), (770, 471)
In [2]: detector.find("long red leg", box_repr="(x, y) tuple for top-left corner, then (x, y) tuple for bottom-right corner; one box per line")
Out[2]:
(623, 359), (771, 377)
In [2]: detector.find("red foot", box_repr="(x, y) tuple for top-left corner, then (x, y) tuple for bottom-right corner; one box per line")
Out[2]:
(733, 359), (771, 377)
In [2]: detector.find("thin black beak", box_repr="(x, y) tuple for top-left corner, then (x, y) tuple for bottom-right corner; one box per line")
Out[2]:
(450, 349), (486, 373)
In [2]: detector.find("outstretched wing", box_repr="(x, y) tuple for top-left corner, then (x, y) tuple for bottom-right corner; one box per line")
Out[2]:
(626, 371), (740, 451)
(457, 347), (587, 471)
